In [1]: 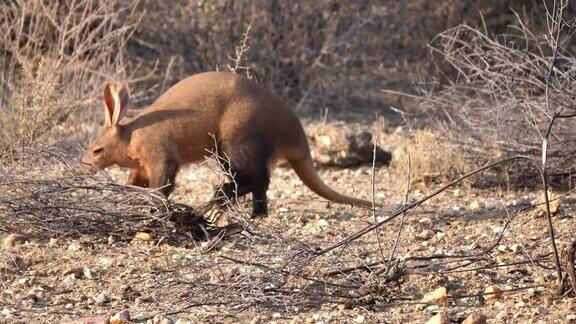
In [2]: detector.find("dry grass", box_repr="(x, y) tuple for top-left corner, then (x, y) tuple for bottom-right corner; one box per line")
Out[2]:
(391, 129), (491, 185)
(0, 0), (144, 156)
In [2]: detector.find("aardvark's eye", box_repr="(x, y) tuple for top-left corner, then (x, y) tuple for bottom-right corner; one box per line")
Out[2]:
(93, 147), (104, 155)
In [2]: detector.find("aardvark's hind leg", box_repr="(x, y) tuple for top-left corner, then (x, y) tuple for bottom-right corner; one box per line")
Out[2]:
(212, 141), (271, 217)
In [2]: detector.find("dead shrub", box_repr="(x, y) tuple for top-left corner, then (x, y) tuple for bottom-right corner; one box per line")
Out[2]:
(130, 1), (528, 114)
(417, 2), (576, 183)
(0, 0), (143, 156)
(0, 146), (213, 240)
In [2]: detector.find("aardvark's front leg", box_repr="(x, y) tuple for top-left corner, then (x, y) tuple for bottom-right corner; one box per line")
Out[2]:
(128, 168), (149, 188)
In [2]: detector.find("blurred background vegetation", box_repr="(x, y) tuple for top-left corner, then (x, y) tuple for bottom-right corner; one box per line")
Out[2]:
(1, 0), (574, 173)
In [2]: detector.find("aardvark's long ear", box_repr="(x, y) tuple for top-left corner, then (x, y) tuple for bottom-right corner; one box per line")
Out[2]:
(103, 82), (130, 127)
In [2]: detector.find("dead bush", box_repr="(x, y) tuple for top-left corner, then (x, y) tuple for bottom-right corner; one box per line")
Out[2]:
(417, 1), (576, 183)
(0, 0), (142, 156)
(130, 0), (532, 115)
(0, 146), (213, 240)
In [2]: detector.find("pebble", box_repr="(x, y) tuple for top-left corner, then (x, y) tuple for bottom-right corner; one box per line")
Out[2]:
(425, 305), (440, 313)
(483, 286), (501, 302)
(48, 238), (58, 247)
(134, 232), (154, 242)
(566, 314), (576, 321)
(422, 287), (447, 304)
(95, 292), (110, 305)
(62, 266), (84, 278)
(99, 257), (114, 267)
(416, 230), (435, 241)
(354, 315), (365, 323)
(468, 201), (481, 210)
(462, 313), (487, 324)
(83, 268), (94, 279)
(3, 234), (26, 250)
(110, 309), (130, 324)
(153, 313), (173, 324)
(535, 306), (548, 316)
(425, 312), (450, 324)
(1, 308), (11, 317)
(68, 242), (82, 252)
(496, 309), (509, 320)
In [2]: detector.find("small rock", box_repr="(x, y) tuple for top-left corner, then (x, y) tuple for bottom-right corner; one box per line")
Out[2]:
(422, 287), (447, 304)
(134, 232), (154, 242)
(68, 242), (82, 252)
(110, 309), (130, 324)
(483, 286), (502, 303)
(3, 234), (26, 250)
(83, 268), (94, 279)
(535, 306), (548, 316)
(1, 308), (11, 317)
(468, 201), (481, 210)
(48, 238), (58, 247)
(317, 219), (329, 227)
(496, 310), (509, 320)
(153, 313), (173, 324)
(353, 315), (365, 323)
(536, 190), (562, 215)
(462, 313), (487, 324)
(514, 301), (526, 308)
(425, 305), (440, 313)
(416, 230), (435, 241)
(425, 312), (450, 324)
(566, 314), (576, 322)
(99, 257), (113, 267)
(95, 292), (110, 305)
(62, 267), (84, 278)
(510, 244), (521, 253)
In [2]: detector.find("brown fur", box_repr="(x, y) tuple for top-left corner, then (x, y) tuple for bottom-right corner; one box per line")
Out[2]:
(82, 72), (374, 215)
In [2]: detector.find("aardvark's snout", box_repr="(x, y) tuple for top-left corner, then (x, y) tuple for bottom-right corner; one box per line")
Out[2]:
(80, 160), (97, 175)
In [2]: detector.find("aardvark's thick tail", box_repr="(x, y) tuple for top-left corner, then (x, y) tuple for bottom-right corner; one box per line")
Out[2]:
(288, 156), (375, 208)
